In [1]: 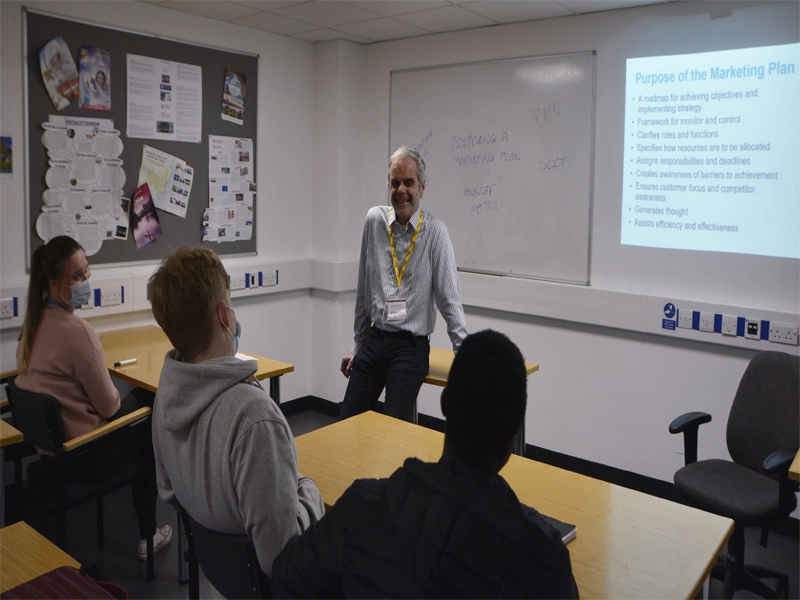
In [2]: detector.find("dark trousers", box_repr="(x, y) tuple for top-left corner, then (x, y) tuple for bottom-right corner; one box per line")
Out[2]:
(340, 327), (430, 423)
(54, 388), (156, 539)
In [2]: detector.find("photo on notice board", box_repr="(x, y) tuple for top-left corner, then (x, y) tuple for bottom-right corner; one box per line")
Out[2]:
(114, 197), (131, 240)
(40, 36), (79, 111)
(79, 46), (111, 111)
(0, 136), (12, 174)
(131, 182), (163, 248)
(221, 68), (246, 125)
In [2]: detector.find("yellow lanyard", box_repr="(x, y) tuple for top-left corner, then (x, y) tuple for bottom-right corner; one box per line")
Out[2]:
(388, 211), (423, 289)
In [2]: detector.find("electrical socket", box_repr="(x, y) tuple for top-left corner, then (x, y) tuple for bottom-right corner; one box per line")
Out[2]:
(678, 309), (693, 329)
(100, 287), (122, 306)
(229, 273), (246, 291)
(721, 314), (737, 336)
(744, 319), (760, 340)
(0, 298), (15, 319)
(699, 311), (714, 332)
(261, 270), (277, 287)
(768, 322), (798, 346)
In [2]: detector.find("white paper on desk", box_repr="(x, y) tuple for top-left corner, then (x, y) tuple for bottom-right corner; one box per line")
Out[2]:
(235, 352), (255, 362)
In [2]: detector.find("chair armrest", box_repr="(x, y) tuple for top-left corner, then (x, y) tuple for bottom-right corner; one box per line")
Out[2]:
(62, 407), (152, 452)
(763, 448), (798, 475)
(669, 411), (712, 466)
(764, 447), (800, 514)
(669, 411), (712, 434)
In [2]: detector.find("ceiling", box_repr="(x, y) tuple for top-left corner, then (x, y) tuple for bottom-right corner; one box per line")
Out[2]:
(142, 0), (669, 44)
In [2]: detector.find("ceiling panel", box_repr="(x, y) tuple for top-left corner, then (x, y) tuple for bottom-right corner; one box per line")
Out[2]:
(142, 0), (673, 44)
(333, 16), (430, 42)
(273, 0), (379, 27)
(393, 4), (496, 33)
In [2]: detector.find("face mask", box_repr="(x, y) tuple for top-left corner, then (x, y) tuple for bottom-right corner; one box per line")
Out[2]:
(223, 305), (241, 356)
(231, 319), (242, 356)
(60, 278), (92, 308)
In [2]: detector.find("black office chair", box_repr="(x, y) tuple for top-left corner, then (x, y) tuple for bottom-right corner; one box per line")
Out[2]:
(6, 377), (156, 580)
(669, 351), (799, 599)
(178, 502), (270, 599)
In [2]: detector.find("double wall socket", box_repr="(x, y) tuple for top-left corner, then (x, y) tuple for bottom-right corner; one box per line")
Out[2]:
(100, 287), (122, 306)
(769, 322), (799, 345)
(0, 298), (15, 319)
(261, 270), (277, 287)
(230, 273), (246, 291)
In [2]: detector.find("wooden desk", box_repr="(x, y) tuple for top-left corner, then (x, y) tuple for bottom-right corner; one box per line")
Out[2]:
(425, 347), (539, 454)
(0, 521), (80, 593)
(100, 325), (294, 402)
(425, 347), (539, 386)
(0, 420), (24, 526)
(296, 411), (733, 600)
(1, 326), (293, 402)
(790, 450), (800, 482)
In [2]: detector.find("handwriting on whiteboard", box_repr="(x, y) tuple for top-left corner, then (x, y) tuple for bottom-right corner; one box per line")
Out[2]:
(472, 200), (500, 216)
(540, 157), (566, 170)
(531, 104), (560, 123)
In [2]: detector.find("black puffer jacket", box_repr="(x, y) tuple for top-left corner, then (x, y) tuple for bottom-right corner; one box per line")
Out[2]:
(272, 456), (578, 598)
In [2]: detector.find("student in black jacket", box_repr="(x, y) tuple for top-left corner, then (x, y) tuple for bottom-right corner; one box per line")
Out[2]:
(272, 329), (579, 599)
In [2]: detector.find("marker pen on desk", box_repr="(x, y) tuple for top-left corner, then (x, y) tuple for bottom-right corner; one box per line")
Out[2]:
(114, 358), (137, 367)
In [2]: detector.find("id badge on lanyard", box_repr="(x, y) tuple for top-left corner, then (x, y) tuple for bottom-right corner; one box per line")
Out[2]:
(386, 298), (408, 321)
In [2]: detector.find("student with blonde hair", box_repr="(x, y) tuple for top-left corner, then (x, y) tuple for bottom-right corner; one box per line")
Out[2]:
(148, 245), (324, 576)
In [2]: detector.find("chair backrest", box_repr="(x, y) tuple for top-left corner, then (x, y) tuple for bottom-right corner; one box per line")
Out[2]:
(180, 505), (270, 599)
(6, 377), (66, 453)
(727, 351), (800, 474)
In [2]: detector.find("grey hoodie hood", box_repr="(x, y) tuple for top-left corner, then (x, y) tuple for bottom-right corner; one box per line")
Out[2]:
(157, 349), (258, 432)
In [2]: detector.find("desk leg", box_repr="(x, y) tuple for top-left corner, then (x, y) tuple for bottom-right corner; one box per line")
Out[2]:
(1, 448), (5, 527)
(514, 421), (526, 456)
(270, 376), (281, 405)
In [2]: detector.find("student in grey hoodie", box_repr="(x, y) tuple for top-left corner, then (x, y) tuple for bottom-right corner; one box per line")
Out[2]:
(148, 245), (325, 576)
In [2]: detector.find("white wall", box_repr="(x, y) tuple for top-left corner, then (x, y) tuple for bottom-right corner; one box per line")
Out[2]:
(325, 0), (800, 488)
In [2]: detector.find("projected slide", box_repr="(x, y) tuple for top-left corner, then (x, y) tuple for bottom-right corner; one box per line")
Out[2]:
(621, 44), (799, 259)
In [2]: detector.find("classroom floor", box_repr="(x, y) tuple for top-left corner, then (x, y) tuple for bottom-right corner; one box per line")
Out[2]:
(6, 409), (799, 599)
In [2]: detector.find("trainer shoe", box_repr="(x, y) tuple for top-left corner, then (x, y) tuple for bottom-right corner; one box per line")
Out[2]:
(138, 524), (173, 561)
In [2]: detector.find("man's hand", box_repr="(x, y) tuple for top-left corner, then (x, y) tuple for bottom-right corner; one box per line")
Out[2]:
(340, 353), (354, 378)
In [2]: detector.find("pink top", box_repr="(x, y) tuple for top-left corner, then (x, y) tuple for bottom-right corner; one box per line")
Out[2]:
(15, 303), (120, 441)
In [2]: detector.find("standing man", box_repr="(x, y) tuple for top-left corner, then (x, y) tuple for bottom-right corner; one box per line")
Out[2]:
(340, 146), (467, 422)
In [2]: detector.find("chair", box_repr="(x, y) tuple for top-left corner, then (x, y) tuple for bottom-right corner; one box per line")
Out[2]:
(5, 377), (156, 581)
(177, 502), (270, 599)
(669, 351), (799, 599)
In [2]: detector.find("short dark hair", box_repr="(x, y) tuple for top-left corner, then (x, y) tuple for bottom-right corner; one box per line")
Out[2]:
(444, 330), (527, 463)
(148, 246), (229, 361)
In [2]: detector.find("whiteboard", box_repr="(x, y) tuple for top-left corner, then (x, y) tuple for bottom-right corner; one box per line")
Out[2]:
(390, 52), (596, 284)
